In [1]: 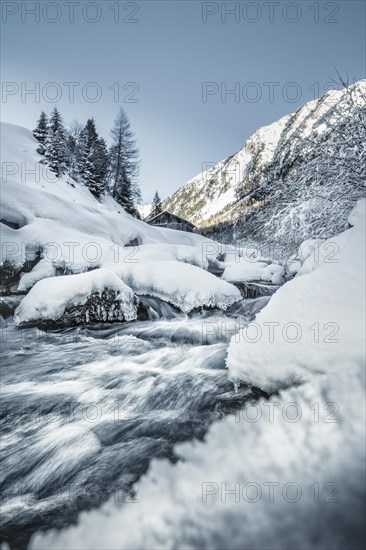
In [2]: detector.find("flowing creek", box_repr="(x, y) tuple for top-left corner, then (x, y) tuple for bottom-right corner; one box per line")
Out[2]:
(0, 294), (272, 549)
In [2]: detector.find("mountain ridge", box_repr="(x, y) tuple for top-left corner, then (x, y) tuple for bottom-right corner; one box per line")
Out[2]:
(162, 79), (366, 250)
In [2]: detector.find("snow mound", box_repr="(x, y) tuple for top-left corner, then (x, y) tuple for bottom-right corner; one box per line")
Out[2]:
(226, 199), (366, 392)
(111, 260), (241, 313)
(14, 269), (137, 326)
(17, 259), (56, 291)
(222, 257), (284, 284)
(126, 243), (209, 270)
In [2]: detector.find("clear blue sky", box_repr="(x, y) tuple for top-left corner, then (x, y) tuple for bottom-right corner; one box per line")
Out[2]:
(1, 0), (365, 202)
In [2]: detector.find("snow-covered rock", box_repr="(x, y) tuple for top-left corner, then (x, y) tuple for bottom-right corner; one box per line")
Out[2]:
(17, 259), (56, 291)
(111, 260), (241, 313)
(14, 269), (139, 327)
(222, 257), (284, 285)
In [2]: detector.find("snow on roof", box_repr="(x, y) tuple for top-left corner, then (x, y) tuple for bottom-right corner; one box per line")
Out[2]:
(147, 210), (196, 227)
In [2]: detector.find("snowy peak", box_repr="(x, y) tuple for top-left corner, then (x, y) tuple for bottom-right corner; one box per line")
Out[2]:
(163, 80), (366, 234)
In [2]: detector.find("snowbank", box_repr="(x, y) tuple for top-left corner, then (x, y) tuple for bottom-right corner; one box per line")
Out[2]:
(119, 242), (209, 270)
(222, 257), (284, 284)
(17, 259), (56, 291)
(14, 269), (137, 326)
(111, 260), (241, 313)
(226, 199), (365, 391)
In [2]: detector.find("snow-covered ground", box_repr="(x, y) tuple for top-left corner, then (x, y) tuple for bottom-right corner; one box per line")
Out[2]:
(29, 201), (365, 549)
(1, 122), (209, 263)
(1, 122), (243, 320)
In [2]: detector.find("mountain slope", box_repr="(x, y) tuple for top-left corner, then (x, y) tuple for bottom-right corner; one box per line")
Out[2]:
(163, 80), (366, 249)
(0, 121), (212, 267)
(163, 112), (290, 226)
(0, 123), (244, 316)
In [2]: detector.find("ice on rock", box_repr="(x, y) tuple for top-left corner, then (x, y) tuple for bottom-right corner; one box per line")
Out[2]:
(14, 269), (138, 326)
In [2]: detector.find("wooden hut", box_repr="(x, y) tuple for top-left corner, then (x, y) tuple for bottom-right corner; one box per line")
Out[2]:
(147, 210), (195, 232)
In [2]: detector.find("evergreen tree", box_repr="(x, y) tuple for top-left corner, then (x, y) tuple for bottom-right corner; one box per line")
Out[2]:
(78, 118), (98, 182)
(150, 191), (163, 218)
(45, 107), (68, 177)
(33, 111), (48, 154)
(109, 108), (140, 215)
(66, 132), (77, 180)
(118, 180), (135, 214)
(94, 137), (109, 193)
(77, 118), (108, 196)
(66, 121), (83, 182)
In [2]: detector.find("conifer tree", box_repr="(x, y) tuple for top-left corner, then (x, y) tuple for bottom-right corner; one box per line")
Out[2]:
(94, 137), (109, 194)
(66, 121), (83, 182)
(77, 118), (108, 196)
(66, 132), (77, 180)
(45, 107), (68, 177)
(150, 191), (163, 218)
(33, 111), (49, 154)
(109, 108), (140, 215)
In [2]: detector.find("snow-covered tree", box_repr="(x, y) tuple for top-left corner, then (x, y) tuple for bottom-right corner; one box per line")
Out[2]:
(45, 107), (68, 177)
(33, 111), (48, 154)
(150, 191), (162, 218)
(77, 119), (98, 181)
(94, 138), (109, 194)
(76, 119), (109, 197)
(109, 108), (140, 216)
(64, 120), (83, 182)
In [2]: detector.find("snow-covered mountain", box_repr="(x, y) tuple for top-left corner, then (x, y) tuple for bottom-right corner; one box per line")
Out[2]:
(164, 111), (289, 226)
(163, 80), (366, 248)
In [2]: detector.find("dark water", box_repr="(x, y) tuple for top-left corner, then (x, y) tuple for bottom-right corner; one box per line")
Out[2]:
(0, 296), (269, 549)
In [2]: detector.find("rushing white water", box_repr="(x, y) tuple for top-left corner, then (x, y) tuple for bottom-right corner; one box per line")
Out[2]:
(0, 296), (268, 549)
